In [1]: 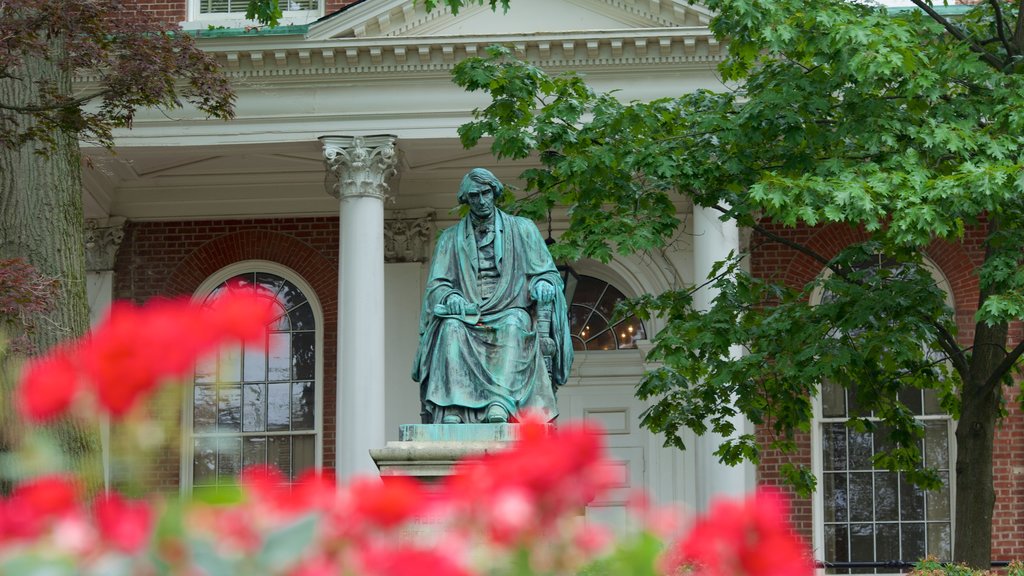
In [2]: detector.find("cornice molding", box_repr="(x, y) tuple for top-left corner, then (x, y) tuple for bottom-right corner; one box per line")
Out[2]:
(75, 28), (722, 85)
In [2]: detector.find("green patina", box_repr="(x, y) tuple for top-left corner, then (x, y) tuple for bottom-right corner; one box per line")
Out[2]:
(412, 169), (573, 425)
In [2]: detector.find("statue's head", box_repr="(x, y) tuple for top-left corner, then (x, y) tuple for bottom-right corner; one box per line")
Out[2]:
(457, 168), (505, 206)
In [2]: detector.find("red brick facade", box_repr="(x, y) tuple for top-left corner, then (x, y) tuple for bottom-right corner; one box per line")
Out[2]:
(750, 222), (1024, 560)
(113, 217), (340, 491)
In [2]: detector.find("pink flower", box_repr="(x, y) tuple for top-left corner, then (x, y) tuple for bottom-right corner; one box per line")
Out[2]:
(668, 488), (813, 576)
(94, 492), (153, 553)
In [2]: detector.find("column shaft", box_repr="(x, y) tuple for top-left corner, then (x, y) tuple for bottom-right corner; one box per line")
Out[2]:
(321, 135), (397, 481)
(692, 204), (753, 508)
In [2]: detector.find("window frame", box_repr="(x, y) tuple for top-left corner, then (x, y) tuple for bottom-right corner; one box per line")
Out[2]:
(185, 0), (323, 28)
(180, 260), (325, 494)
(809, 257), (958, 572)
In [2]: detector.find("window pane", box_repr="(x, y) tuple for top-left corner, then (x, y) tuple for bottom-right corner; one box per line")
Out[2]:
(218, 346), (241, 383)
(268, 436), (291, 476)
(193, 438), (217, 486)
(922, 389), (942, 415)
(218, 385), (241, 432)
(195, 353), (216, 384)
(243, 384), (266, 432)
(926, 472), (951, 521)
(849, 523), (875, 563)
(848, 429), (874, 470)
(291, 382), (315, 430)
(876, 523), (900, 566)
(580, 312), (609, 344)
(823, 423), (847, 471)
(267, 383), (291, 431)
(255, 272), (285, 297)
(585, 328), (616, 351)
(595, 283), (625, 321)
(898, 387), (923, 415)
(268, 333), (291, 381)
(243, 338), (267, 382)
(193, 386), (217, 432)
(612, 317), (644, 349)
(243, 437), (267, 468)
(292, 435), (315, 480)
(293, 332), (315, 381)
(899, 474), (925, 521)
(927, 523), (951, 560)
(290, 302), (315, 331)
(572, 276), (605, 308)
(848, 473), (874, 523)
(822, 472), (848, 522)
(901, 523), (926, 565)
(217, 437), (241, 482)
(821, 380), (846, 417)
(924, 421), (949, 469)
(278, 280), (307, 310)
(874, 472), (898, 522)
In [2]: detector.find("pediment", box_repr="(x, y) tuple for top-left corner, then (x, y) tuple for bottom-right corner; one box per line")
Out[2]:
(307, 0), (711, 41)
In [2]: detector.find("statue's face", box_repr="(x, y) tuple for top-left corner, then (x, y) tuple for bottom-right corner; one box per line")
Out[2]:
(466, 182), (495, 219)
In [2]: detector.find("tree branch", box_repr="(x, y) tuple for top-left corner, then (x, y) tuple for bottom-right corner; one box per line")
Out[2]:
(712, 204), (970, 377)
(0, 89), (108, 113)
(910, 0), (1006, 71)
(983, 329), (1024, 390)
(987, 0), (1015, 57)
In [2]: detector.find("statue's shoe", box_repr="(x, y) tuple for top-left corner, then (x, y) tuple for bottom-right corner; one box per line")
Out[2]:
(483, 404), (509, 423)
(441, 414), (463, 424)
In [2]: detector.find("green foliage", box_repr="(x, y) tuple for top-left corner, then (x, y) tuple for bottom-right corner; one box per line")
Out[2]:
(452, 0), (1024, 501)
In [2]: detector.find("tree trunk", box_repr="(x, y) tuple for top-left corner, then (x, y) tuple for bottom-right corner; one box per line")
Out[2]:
(0, 36), (99, 487)
(952, 286), (1006, 568)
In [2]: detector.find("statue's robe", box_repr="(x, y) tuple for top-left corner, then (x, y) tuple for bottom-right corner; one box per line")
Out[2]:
(412, 209), (573, 423)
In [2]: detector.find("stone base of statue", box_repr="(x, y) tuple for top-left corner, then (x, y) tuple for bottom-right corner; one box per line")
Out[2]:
(370, 423), (532, 481)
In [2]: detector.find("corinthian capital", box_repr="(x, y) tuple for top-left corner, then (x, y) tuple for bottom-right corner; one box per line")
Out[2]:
(320, 134), (398, 200)
(84, 217), (126, 272)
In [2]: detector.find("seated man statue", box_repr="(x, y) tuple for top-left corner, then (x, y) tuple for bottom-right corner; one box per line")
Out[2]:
(412, 168), (573, 424)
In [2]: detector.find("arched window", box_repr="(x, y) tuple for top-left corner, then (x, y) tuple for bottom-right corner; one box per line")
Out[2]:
(812, 258), (954, 572)
(184, 265), (322, 491)
(568, 275), (646, 351)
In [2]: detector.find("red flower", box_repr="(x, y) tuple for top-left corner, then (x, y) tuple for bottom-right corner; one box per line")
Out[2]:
(94, 492), (153, 553)
(348, 476), (427, 529)
(669, 488), (813, 576)
(17, 348), (81, 421)
(0, 475), (80, 541)
(17, 290), (277, 420)
(359, 544), (475, 576)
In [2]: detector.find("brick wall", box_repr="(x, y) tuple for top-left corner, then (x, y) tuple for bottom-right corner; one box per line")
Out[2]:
(113, 217), (340, 491)
(749, 221), (1024, 561)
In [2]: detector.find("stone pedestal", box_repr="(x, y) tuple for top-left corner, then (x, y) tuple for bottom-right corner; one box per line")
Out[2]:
(371, 424), (524, 481)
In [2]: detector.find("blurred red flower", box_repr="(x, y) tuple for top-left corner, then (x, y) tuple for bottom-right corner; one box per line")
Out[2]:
(94, 493), (153, 553)
(17, 348), (81, 421)
(670, 488), (813, 576)
(0, 475), (79, 542)
(17, 290), (277, 421)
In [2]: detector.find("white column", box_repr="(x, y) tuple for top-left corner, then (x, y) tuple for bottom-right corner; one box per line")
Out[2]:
(321, 135), (398, 481)
(692, 204), (754, 509)
(84, 217), (126, 492)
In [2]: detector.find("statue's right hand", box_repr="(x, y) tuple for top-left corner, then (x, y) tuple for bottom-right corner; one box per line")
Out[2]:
(445, 294), (468, 315)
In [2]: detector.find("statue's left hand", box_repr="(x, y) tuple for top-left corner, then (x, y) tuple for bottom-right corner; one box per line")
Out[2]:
(531, 280), (556, 304)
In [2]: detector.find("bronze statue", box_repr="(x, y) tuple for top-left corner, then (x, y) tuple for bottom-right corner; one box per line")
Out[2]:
(412, 168), (573, 424)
